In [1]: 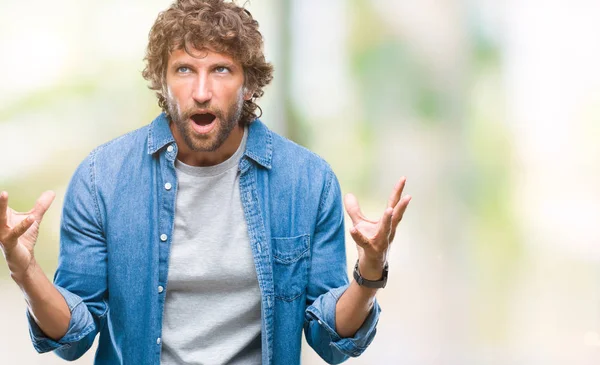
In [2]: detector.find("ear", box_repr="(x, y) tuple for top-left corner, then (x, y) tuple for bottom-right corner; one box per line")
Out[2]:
(243, 88), (254, 101)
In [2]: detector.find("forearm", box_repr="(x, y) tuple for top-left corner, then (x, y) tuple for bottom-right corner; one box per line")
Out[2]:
(335, 259), (383, 338)
(334, 279), (378, 338)
(13, 259), (71, 341)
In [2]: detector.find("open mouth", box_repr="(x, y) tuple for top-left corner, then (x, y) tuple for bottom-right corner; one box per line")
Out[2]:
(191, 113), (216, 126)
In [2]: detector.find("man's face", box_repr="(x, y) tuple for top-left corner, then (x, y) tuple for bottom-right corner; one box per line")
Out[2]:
(164, 47), (250, 152)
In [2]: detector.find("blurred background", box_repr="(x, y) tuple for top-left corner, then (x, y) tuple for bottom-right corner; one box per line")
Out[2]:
(1, 0), (600, 364)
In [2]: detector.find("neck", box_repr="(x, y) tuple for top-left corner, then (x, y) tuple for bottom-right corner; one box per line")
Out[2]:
(171, 124), (244, 167)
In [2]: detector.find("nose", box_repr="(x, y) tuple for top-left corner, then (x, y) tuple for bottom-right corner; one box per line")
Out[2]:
(192, 73), (212, 104)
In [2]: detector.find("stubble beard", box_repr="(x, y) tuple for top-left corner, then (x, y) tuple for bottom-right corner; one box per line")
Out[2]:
(166, 91), (245, 152)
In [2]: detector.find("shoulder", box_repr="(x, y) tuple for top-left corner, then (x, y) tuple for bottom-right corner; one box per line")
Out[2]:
(266, 128), (338, 203)
(91, 124), (151, 159)
(72, 124), (153, 182)
(269, 129), (333, 177)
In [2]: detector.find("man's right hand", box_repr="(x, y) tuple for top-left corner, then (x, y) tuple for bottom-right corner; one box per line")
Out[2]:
(0, 191), (56, 283)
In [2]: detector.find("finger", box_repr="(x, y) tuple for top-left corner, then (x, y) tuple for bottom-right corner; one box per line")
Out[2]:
(7, 215), (35, 241)
(0, 191), (7, 227)
(387, 177), (406, 209)
(344, 193), (367, 225)
(390, 195), (411, 242)
(31, 191), (56, 221)
(349, 226), (371, 249)
(379, 207), (394, 239)
(392, 195), (411, 226)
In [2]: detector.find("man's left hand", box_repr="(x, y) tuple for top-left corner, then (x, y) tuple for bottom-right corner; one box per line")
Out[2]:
(344, 177), (411, 281)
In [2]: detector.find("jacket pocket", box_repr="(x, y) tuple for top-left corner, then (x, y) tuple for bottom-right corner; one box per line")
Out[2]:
(272, 234), (310, 302)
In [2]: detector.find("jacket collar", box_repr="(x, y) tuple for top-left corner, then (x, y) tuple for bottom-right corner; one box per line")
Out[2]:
(147, 113), (272, 169)
(147, 113), (175, 155)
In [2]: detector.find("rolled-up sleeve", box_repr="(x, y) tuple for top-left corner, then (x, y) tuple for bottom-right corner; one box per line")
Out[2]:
(27, 285), (98, 354)
(306, 285), (381, 359)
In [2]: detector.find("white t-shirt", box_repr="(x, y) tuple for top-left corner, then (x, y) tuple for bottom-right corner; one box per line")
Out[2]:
(160, 128), (262, 365)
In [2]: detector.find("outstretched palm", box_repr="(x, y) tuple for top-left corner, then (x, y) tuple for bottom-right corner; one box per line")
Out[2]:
(0, 191), (55, 278)
(344, 178), (411, 264)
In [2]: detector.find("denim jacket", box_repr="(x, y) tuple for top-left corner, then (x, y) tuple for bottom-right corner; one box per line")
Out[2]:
(27, 113), (381, 364)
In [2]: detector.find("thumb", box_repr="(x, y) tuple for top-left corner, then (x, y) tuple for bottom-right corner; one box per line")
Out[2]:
(31, 191), (56, 221)
(349, 226), (370, 249)
(344, 193), (365, 226)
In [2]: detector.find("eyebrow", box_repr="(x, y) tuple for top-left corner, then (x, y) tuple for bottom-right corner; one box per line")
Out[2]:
(170, 61), (194, 71)
(170, 61), (237, 71)
(214, 62), (236, 69)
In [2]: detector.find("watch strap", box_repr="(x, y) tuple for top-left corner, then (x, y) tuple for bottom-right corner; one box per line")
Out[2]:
(353, 259), (388, 289)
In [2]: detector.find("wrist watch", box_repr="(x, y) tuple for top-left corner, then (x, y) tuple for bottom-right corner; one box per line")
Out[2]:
(353, 259), (389, 289)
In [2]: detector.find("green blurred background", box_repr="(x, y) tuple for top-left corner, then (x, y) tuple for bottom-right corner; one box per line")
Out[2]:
(1, 0), (600, 364)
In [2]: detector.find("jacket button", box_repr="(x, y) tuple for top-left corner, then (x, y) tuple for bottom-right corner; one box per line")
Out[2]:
(165, 183), (172, 190)
(160, 234), (168, 242)
(158, 286), (164, 293)
(167, 145), (174, 153)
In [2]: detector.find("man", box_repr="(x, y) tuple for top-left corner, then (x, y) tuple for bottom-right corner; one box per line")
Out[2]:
(0, 0), (410, 364)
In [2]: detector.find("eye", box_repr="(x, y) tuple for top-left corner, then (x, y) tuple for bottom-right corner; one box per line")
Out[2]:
(215, 66), (230, 74)
(177, 66), (191, 73)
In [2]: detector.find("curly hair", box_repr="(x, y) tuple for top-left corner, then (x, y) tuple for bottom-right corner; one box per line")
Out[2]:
(142, 0), (274, 126)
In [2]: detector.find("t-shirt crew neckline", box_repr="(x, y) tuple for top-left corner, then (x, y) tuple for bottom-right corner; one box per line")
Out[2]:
(175, 127), (248, 178)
